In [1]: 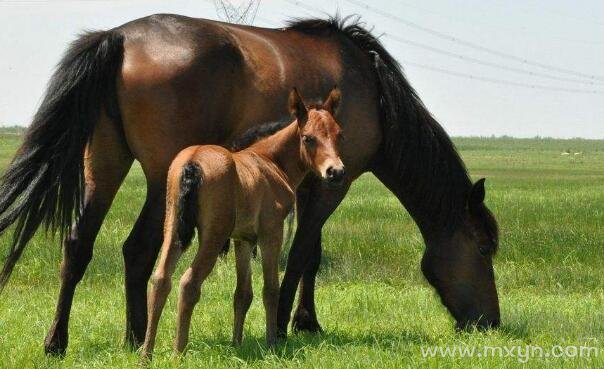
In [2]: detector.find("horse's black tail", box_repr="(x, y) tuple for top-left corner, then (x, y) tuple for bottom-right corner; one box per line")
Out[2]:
(0, 30), (125, 292)
(174, 162), (203, 251)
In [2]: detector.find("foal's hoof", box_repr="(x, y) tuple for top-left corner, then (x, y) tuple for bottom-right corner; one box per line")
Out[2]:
(140, 350), (153, 365)
(292, 308), (323, 334)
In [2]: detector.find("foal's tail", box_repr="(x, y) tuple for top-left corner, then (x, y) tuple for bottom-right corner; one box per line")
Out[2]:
(0, 30), (125, 292)
(173, 162), (203, 251)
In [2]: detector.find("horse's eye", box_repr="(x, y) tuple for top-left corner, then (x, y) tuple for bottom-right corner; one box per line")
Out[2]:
(302, 135), (316, 145)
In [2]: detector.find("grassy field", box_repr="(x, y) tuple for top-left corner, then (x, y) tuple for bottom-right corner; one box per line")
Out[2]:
(0, 132), (602, 368)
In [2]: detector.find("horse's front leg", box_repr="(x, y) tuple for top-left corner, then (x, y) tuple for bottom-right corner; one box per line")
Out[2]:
(277, 178), (351, 337)
(292, 179), (323, 333)
(293, 233), (323, 333)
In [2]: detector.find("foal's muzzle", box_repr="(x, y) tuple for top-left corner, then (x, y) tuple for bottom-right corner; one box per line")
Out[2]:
(326, 165), (346, 185)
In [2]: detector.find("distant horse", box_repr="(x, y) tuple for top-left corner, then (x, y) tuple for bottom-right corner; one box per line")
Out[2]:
(142, 87), (344, 358)
(0, 15), (499, 356)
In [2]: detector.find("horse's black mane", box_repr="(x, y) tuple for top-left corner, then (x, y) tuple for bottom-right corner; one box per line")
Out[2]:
(230, 120), (291, 151)
(287, 16), (498, 245)
(230, 105), (327, 151)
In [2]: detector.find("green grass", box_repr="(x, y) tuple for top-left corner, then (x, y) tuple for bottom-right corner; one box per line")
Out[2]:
(0, 131), (603, 368)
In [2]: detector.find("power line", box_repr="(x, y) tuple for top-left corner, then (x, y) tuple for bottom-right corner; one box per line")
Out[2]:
(342, 0), (604, 82)
(283, 0), (604, 94)
(384, 33), (604, 86)
(401, 60), (604, 95)
(496, 0), (604, 28)
(393, 0), (604, 46)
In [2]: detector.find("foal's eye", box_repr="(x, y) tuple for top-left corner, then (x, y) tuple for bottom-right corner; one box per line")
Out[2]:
(302, 135), (316, 145)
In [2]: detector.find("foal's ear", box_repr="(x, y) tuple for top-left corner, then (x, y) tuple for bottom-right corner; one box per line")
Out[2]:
(468, 178), (486, 212)
(288, 88), (308, 125)
(323, 86), (341, 115)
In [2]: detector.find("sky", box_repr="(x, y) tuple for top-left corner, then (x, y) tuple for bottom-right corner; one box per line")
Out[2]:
(0, 0), (603, 138)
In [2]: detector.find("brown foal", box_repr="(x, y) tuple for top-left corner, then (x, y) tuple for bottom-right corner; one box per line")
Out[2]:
(142, 87), (344, 358)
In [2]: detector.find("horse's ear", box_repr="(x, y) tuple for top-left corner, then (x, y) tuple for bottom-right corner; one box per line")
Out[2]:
(323, 86), (341, 115)
(288, 88), (308, 125)
(468, 178), (486, 211)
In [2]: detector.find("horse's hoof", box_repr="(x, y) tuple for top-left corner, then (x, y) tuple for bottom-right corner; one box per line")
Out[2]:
(44, 339), (67, 357)
(44, 327), (67, 357)
(266, 336), (278, 348)
(277, 327), (288, 340)
(123, 331), (144, 351)
(292, 308), (323, 334)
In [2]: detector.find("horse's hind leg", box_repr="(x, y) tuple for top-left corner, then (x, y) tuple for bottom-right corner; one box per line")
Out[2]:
(44, 114), (133, 356)
(232, 240), (253, 345)
(122, 184), (166, 349)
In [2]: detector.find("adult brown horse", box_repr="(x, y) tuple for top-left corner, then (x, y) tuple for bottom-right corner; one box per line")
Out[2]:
(0, 15), (500, 356)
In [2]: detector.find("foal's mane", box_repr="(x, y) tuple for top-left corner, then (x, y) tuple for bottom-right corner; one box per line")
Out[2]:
(288, 16), (494, 235)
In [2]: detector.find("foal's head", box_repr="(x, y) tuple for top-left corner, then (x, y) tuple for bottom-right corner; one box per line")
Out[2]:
(288, 87), (346, 185)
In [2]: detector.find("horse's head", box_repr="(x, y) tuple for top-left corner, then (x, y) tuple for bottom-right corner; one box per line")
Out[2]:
(421, 178), (500, 330)
(288, 87), (346, 186)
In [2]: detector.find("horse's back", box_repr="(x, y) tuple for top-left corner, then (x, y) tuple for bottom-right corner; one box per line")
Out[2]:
(119, 15), (245, 85)
(117, 15), (246, 181)
(115, 14), (381, 185)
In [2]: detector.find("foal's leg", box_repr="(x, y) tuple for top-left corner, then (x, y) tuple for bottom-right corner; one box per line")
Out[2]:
(141, 237), (184, 359)
(259, 230), (283, 346)
(232, 240), (253, 345)
(174, 234), (226, 353)
(277, 180), (351, 337)
(44, 114), (133, 356)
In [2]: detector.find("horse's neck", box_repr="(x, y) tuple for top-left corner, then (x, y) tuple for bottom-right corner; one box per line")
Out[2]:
(250, 122), (307, 189)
